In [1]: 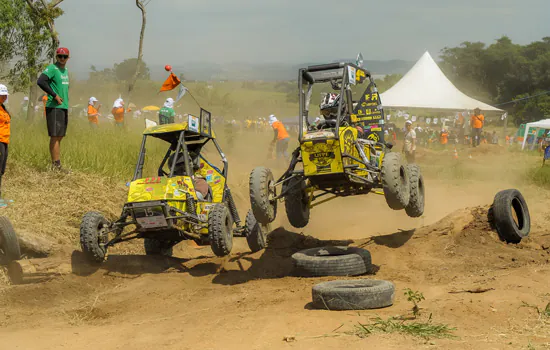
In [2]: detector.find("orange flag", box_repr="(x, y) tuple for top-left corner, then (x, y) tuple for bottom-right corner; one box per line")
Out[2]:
(160, 72), (181, 92)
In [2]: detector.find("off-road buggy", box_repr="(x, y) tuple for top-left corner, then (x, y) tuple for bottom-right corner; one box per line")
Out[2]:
(80, 110), (268, 263)
(249, 62), (424, 228)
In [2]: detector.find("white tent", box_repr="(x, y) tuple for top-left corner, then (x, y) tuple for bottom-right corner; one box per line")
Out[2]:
(380, 51), (503, 112)
(521, 119), (550, 150)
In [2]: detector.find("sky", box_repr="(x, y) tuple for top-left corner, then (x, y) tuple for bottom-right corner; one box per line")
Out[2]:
(56, 0), (550, 76)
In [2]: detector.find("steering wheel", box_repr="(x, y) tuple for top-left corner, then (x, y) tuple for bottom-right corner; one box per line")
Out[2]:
(317, 119), (337, 129)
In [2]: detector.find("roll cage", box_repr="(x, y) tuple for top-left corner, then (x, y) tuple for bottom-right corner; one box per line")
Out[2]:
(298, 62), (385, 143)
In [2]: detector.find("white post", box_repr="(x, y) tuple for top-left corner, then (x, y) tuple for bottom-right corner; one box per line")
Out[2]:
(521, 125), (530, 150)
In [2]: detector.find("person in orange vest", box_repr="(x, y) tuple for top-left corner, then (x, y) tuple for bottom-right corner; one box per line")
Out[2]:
(440, 128), (449, 147)
(268, 114), (290, 160)
(0, 85), (11, 200)
(111, 98), (127, 128)
(470, 107), (484, 147)
(87, 97), (101, 128)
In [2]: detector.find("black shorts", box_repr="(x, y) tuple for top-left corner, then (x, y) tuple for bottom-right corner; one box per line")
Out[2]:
(46, 108), (68, 137)
(0, 142), (8, 176)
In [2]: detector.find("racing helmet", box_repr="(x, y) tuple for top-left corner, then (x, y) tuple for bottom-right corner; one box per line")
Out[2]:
(320, 93), (340, 119)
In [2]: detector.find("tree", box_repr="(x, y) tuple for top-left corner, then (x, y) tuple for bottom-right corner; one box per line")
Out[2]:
(439, 36), (550, 124)
(0, 0), (55, 120)
(114, 58), (150, 82)
(126, 0), (150, 105)
(25, 0), (65, 62)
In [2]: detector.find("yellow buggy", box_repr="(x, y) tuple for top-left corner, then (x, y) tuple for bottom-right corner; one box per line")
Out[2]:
(80, 110), (268, 263)
(249, 62), (424, 228)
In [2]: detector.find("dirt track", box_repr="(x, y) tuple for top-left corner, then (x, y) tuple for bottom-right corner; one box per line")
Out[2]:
(1, 144), (550, 349)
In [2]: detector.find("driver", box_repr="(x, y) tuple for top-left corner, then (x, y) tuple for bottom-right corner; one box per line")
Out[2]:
(189, 151), (210, 201)
(171, 151), (211, 201)
(319, 93), (340, 124)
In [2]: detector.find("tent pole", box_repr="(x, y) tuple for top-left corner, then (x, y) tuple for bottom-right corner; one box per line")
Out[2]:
(522, 125), (530, 150)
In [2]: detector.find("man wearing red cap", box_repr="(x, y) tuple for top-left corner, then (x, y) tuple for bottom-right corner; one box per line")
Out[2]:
(37, 47), (71, 171)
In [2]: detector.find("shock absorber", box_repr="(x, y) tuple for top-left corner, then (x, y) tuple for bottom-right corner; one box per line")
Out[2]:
(224, 187), (241, 226)
(186, 194), (196, 216)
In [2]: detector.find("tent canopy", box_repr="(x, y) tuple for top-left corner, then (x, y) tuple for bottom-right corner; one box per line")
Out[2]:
(380, 51), (503, 112)
(521, 118), (550, 149)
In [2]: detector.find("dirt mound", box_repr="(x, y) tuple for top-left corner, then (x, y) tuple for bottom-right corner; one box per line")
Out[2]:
(360, 205), (550, 285)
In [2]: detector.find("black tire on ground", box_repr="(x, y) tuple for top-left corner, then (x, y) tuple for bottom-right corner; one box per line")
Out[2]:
(144, 239), (175, 257)
(0, 216), (21, 265)
(491, 189), (530, 244)
(284, 177), (310, 228)
(291, 246), (372, 277)
(244, 210), (269, 253)
(208, 204), (234, 257)
(249, 167), (277, 225)
(381, 152), (410, 210)
(312, 279), (395, 310)
(80, 212), (109, 264)
(405, 164), (425, 218)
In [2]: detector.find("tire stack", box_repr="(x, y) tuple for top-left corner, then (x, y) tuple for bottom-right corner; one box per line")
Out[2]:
(291, 246), (395, 310)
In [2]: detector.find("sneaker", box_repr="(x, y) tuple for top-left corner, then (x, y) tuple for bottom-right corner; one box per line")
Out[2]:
(50, 164), (72, 174)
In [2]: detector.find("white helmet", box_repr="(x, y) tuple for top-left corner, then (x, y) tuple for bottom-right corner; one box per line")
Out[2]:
(0, 84), (9, 96)
(320, 93), (340, 111)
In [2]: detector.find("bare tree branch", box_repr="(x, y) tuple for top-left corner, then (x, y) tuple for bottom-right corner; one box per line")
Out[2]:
(127, 0), (147, 103)
(51, 0), (64, 8)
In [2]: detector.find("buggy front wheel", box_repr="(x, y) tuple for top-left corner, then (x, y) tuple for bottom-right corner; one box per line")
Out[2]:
(249, 167), (277, 224)
(208, 204), (234, 257)
(381, 152), (410, 210)
(244, 210), (269, 253)
(284, 176), (310, 228)
(80, 212), (110, 263)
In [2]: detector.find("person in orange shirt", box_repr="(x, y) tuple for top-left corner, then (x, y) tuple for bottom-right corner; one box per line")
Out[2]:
(87, 97), (101, 128)
(269, 114), (290, 160)
(440, 128), (449, 147)
(470, 107), (484, 147)
(0, 85), (11, 199)
(41, 94), (48, 118)
(111, 98), (127, 128)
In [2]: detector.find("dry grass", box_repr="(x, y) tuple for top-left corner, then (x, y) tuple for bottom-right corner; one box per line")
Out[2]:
(1, 161), (127, 246)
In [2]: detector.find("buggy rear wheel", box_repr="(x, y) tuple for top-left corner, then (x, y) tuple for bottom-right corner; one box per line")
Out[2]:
(284, 176), (310, 228)
(80, 212), (109, 264)
(244, 210), (269, 253)
(381, 152), (410, 210)
(249, 167), (277, 224)
(208, 204), (234, 257)
(0, 216), (21, 265)
(144, 239), (175, 257)
(405, 164), (425, 218)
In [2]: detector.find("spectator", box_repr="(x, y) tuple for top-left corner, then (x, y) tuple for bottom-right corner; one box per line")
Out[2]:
(37, 47), (71, 172)
(87, 97), (101, 128)
(19, 97), (29, 118)
(402, 120), (416, 163)
(440, 128), (449, 147)
(158, 98), (175, 125)
(470, 107), (484, 147)
(0, 85), (11, 200)
(492, 131), (498, 145)
(111, 98), (126, 128)
(269, 114), (290, 160)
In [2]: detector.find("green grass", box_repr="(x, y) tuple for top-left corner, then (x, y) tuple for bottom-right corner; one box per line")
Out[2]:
(10, 117), (167, 181)
(525, 165), (550, 189)
(350, 316), (456, 340)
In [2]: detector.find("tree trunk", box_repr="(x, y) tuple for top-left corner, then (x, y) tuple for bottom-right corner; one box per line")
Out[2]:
(126, 0), (147, 106)
(49, 19), (59, 63)
(7, 258), (72, 284)
(26, 70), (37, 121)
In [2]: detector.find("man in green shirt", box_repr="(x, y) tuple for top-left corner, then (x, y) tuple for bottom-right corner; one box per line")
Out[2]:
(158, 98), (176, 125)
(37, 47), (70, 171)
